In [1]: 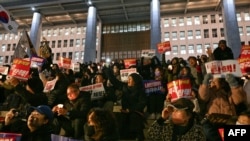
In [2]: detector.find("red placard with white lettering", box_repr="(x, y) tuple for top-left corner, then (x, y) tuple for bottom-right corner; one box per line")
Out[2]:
(58, 57), (71, 69)
(157, 41), (171, 54)
(8, 58), (30, 80)
(123, 58), (136, 69)
(167, 79), (192, 102)
(238, 45), (250, 75)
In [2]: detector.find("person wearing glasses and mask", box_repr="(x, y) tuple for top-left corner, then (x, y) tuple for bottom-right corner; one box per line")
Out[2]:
(147, 98), (206, 141)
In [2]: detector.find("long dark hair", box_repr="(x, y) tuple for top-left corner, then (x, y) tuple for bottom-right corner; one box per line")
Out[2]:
(88, 108), (118, 141)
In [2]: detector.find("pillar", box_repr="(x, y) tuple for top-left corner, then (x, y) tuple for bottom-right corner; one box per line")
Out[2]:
(84, 6), (97, 63)
(30, 11), (42, 57)
(222, 0), (241, 58)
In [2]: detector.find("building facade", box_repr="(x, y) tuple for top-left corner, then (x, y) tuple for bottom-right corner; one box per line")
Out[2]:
(0, 8), (249, 65)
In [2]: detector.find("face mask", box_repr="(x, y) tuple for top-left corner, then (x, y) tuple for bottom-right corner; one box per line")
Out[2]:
(87, 125), (95, 136)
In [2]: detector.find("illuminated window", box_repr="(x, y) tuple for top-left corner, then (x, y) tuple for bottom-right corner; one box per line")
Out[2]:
(236, 13), (241, 21)
(180, 31), (185, 40)
(203, 15), (208, 24)
(239, 27), (243, 36)
(171, 18), (177, 27)
(212, 29), (217, 38)
(172, 46), (178, 55)
(179, 17), (184, 26)
(172, 32), (177, 40)
(194, 16), (200, 25)
(244, 12), (250, 21)
(180, 45), (186, 54)
(186, 17), (192, 25)
(195, 30), (201, 39)
(246, 26), (250, 35)
(196, 44), (203, 54)
(188, 45), (194, 54)
(188, 30), (193, 39)
(164, 18), (169, 27)
(164, 32), (170, 41)
(211, 15), (216, 23)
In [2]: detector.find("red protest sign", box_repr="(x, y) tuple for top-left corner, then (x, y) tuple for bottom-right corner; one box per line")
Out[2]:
(238, 45), (250, 75)
(58, 57), (71, 69)
(167, 79), (192, 102)
(123, 58), (136, 69)
(157, 41), (171, 54)
(8, 58), (30, 80)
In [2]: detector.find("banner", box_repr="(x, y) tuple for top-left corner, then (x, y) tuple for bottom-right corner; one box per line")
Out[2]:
(0, 132), (22, 141)
(51, 134), (83, 141)
(43, 78), (57, 93)
(238, 45), (250, 75)
(141, 49), (155, 58)
(123, 58), (136, 69)
(0, 5), (19, 34)
(120, 68), (137, 82)
(58, 57), (71, 69)
(167, 79), (192, 102)
(205, 60), (242, 78)
(0, 66), (9, 75)
(157, 41), (171, 54)
(72, 63), (80, 72)
(30, 56), (44, 68)
(13, 30), (37, 59)
(79, 83), (105, 100)
(8, 58), (31, 80)
(143, 80), (163, 95)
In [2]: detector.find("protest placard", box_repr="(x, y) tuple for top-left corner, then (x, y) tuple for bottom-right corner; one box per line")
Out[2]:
(43, 78), (57, 93)
(123, 58), (136, 69)
(205, 60), (242, 78)
(141, 49), (155, 58)
(120, 68), (137, 82)
(58, 57), (71, 69)
(8, 58), (30, 80)
(143, 80), (163, 95)
(238, 45), (250, 75)
(167, 79), (192, 102)
(30, 56), (44, 68)
(0, 66), (9, 75)
(0, 132), (22, 141)
(157, 41), (171, 54)
(79, 83), (105, 100)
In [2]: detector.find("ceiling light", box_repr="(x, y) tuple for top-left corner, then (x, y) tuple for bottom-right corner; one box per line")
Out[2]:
(31, 7), (36, 11)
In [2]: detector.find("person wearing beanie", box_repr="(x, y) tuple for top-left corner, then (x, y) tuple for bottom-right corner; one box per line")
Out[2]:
(148, 98), (206, 141)
(104, 68), (147, 141)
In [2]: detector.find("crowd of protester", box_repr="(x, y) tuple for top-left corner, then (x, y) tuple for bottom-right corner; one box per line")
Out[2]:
(0, 39), (250, 141)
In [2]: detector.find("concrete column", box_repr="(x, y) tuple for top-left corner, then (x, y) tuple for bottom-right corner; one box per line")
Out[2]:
(30, 11), (42, 56)
(150, 0), (161, 60)
(84, 6), (97, 63)
(222, 0), (241, 58)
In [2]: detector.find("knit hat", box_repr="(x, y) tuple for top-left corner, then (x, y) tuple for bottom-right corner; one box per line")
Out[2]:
(27, 77), (44, 93)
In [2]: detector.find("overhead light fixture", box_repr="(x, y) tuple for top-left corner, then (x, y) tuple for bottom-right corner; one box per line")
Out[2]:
(86, 0), (92, 6)
(31, 7), (36, 11)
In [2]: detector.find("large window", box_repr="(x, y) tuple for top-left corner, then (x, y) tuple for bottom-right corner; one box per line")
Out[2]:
(172, 32), (177, 40)
(70, 39), (74, 47)
(179, 17), (184, 26)
(172, 46), (178, 55)
(203, 15), (208, 24)
(195, 30), (201, 39)
(219, 14), (223, 23)
(211, 15), (216, 23)
(57, 40), (61, 48)
(76, 39), (81, 46)
(52, 41), (56, 48)
(188, 45), (194, 54)
(164, 32), (170, 41)
(246, 26), (250, 35)
(220, 28), (224, 37)
(212, 29), (217, 38)
(180, 31), (185, 40)
(196, 44), (203, 54)
(186, 17), (192, 25)
(194, 16), (200, 25)
(171, 18), (177, 27)
(239, 27), (243, 36)
(2, 44), (6, 52)
(204, 29), (209, 38)
(236, 13), (241, 21)
(63, 40), (68, 47)
(188, 30), (193, 39)
(180, 45), (186, 54)
(244, 12), (250, 21)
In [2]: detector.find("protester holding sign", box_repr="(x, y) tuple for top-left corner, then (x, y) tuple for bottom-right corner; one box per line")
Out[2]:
(52, 84), (91, 139)
(199, 73), (247, 141)
(104, 66), (147, 141)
